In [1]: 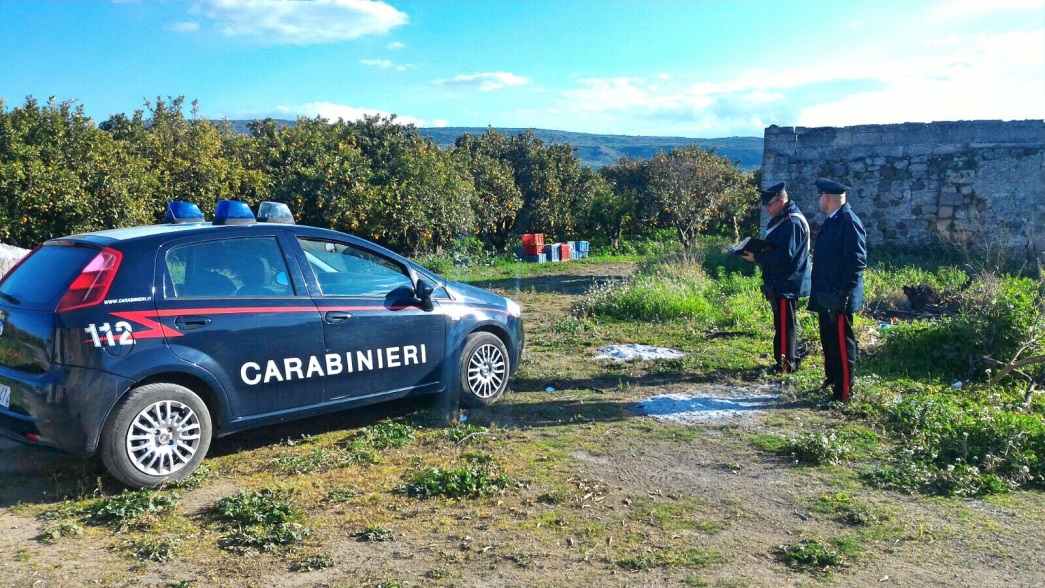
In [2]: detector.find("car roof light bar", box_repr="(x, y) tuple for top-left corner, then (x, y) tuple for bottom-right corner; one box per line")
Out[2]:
(213, 200), (257, 225)
(164, 201), (205, 224)
(257, 201), (295, 224)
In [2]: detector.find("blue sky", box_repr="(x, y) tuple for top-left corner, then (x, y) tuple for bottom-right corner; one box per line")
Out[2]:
(1, 0), (1042, 138)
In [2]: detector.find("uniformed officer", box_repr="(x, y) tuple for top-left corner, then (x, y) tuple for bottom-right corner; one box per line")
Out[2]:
(740, 182), (811, 373)
(808, 178), (867, 402)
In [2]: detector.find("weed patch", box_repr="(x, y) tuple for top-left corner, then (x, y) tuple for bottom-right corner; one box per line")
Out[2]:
(213, 488), (310, 552)
(85, 489), (180, 529)
(404, 466), (512, 499)
(775, 538), (846, 573)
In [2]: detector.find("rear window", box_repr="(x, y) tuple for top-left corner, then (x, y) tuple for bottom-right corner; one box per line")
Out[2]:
(0, 244), (100, 310)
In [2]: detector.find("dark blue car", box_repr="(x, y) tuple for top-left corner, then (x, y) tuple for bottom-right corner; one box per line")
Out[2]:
(0, 201), (523, 488)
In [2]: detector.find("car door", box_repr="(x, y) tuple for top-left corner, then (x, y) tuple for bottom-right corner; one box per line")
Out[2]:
(154, 234), (327, 417)
(294, 236), (446, 402)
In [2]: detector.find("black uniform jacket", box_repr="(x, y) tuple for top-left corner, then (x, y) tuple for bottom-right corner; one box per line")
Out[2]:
(809, 202), (867, 313)
(754, 200), (811, 298)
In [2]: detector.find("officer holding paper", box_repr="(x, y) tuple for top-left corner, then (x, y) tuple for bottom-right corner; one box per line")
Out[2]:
(740, 182), (811, 373)
(808, 178), (867, 402)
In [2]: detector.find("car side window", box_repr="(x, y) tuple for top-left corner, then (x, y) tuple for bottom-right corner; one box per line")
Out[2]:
(166, 237), (294, 298)
(297, 237), (412, 297)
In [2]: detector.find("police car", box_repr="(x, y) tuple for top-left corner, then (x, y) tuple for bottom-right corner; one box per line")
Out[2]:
(0, 201), (523, 488)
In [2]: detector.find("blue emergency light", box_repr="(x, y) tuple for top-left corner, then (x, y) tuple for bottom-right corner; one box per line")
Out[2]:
(213, 200), (256, 226)
(163, 201), (205, 224)
(257, 201), (295, 224)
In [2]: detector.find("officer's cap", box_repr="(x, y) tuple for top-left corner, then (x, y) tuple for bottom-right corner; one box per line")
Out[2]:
(759, 182), (786, 205)
(815, 177), (850, 195)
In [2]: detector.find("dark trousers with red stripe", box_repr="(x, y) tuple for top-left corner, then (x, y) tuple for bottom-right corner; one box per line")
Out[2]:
(817, 310), (856, 400)
(771, 296), (799, 372)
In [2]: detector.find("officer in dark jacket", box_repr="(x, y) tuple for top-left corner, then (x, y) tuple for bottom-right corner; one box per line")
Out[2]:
(740, 182), (811, 373)
(809, 178), (867, 401)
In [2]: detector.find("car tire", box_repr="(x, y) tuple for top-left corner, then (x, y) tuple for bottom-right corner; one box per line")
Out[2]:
(457, 332), (510, 408)
(99, 383), (213, 489)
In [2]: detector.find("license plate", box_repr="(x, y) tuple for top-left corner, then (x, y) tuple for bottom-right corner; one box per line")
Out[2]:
(0, 384), (10, 408)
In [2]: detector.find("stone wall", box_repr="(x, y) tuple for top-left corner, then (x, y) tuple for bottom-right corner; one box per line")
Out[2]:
(761, 120), (1045, 259)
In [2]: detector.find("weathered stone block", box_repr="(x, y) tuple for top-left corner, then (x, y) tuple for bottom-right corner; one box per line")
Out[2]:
(938, 206), (954, 218)
(939, 192), (964, 207)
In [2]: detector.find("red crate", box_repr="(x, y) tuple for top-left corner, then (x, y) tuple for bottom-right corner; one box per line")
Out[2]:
(521, 233), (545, 247)
(559, 242), (571, 261)
(522, 244), (543, 256)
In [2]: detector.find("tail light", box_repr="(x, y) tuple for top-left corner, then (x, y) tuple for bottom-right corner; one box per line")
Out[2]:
(56, 248), (123, 312)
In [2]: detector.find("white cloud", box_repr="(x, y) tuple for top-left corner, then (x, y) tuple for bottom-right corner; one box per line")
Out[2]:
(271, 101), (429, 126)
(431, 72), (529, 92)
(387, 41), (406, 50)
(929, 0), (1044, 18)
(168, 21), (200, 33)
(186, 0), (408, 45)
(555, 26), (1044, 136)
(360, 58), (412, 71)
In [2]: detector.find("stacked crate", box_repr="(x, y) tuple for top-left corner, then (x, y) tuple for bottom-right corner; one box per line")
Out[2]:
(576, 240), (590, 259)
(559, 242), (571, 261)
(521, 233), (546, 263)
(544, 243), (560, 262)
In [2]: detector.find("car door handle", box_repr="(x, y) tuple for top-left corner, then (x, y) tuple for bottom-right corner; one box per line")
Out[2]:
(324, 311), (353, 324)
(174, 316), (212, 330)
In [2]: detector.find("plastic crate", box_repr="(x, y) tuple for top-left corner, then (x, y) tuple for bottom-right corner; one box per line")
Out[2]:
(523, 253), (546, 263)
(521, 233), (545, 247)
(522, 244), (543, 256)
(578, 240), (590, 252)
(544, 244), (560, 262)
(559, 242), (571, 262)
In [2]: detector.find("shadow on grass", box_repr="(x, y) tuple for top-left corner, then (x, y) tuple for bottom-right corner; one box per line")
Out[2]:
(467, 272), (631, 296)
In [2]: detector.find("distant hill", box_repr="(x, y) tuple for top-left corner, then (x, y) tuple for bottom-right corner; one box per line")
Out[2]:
(223, 120), (763, 170)
(418, 127), (763, 170)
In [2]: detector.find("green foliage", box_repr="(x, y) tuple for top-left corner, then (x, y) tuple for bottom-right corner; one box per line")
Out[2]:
(775, 539), (846, 573)
(214, 488), (310, 552)
(644, 145), (754, 254)
(876, 272), (1045, 380)
(0, 96), (759, 255)
(572, 260), (767, 330)
(404, 466), (512, 499)
(354, 525), (394, 542)
(783, 430), (855, 466)
(86, 489), (180, 528)
(616, 548), (726, 570)
(291, 553), (334, 572)
(863, 392), (1045, 496)
(120, 535), (182, 563)
(351, 420), (417, 450)
(444, 423), (489, 444)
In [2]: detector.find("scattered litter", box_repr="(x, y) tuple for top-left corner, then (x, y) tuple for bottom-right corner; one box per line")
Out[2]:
(952, 381), (963, 389)
(595, 344), (686, 361)
(636, 385), (781, 424)
(879, 323), (892, 330)
(545, 386), (555, 392)
(459, 414), (468, 422)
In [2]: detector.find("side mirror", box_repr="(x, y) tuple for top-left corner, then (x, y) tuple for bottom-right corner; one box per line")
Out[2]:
(415, 278), (434, 310)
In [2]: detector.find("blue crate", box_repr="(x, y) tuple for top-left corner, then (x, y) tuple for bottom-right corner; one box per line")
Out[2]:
(523, 253), (547, 263)
(544, 244), (560, 262)
(578, 240), (590, 252)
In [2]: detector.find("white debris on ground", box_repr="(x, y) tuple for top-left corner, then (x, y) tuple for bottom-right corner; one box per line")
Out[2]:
(0, 244), (29, 278)
(594, 344), (686, 361)
(637, 384), (783, 425)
